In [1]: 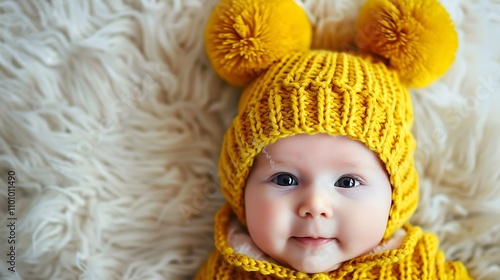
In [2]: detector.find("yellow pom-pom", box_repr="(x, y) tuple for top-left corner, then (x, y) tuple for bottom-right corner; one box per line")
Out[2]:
(205, 0), (312, 87)
(356, 0), (458, 88)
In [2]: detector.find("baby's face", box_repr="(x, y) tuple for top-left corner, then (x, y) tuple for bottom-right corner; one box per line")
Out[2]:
(244, 134), (392, 273)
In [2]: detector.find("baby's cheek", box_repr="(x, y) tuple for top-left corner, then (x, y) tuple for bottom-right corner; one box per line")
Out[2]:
(348, 203), (389, 248)
(246, 194), (291, 255)
(249, 195), (286, 230)
(267, 200), (290, 226)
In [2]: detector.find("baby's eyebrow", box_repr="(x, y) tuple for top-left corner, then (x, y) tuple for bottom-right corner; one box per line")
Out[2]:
(335, 159), (365, 169)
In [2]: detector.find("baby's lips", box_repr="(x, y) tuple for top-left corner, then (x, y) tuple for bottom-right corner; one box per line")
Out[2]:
(292, 236), (337, 247)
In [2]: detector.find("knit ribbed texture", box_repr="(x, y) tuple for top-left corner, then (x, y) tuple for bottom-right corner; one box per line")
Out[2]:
(194, 204), (471, 280)
(219, 50), (418, 240)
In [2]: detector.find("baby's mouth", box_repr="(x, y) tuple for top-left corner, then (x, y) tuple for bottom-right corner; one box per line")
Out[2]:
(291, 236), (337, 247)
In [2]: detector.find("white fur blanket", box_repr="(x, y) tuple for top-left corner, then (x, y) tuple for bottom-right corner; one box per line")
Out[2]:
(0, 0), (499, 279)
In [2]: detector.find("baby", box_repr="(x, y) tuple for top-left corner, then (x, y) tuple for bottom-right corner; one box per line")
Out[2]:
(196, 0), (472, 278)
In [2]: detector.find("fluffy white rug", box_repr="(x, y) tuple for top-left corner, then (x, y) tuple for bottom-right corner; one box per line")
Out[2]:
(0, 0), (499, 279)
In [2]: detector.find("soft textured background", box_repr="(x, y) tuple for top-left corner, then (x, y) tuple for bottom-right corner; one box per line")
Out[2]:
(0, 0), (499, 279)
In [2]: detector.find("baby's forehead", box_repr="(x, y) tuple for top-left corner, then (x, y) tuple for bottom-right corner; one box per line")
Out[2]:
(262, 134), (371, 155)
(253, 134), (384, 168)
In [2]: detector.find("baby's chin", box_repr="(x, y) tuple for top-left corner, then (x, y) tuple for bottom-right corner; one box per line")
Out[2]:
(276, 255), (343, 274)
(296, 262), (342, 274)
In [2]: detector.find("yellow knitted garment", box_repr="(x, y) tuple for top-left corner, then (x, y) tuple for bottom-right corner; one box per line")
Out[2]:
(195, 204), (471, 280)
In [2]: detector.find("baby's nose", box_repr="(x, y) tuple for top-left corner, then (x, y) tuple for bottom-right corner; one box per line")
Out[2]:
(297, 188), (333, 218)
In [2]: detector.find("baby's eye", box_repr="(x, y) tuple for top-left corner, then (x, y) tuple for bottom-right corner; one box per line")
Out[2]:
(272, 173), (298, 186)
(335, 176), (360, 188)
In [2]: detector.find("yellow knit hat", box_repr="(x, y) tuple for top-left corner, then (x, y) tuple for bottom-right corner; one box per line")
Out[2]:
(205, 0), (458, 239)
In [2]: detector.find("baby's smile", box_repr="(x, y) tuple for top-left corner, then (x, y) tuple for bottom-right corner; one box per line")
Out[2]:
(290, 223), (338, 248)
(291, 236), (337, 247)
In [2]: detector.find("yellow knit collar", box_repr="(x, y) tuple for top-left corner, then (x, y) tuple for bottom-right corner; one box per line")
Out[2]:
(213, 203), (422, 278)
